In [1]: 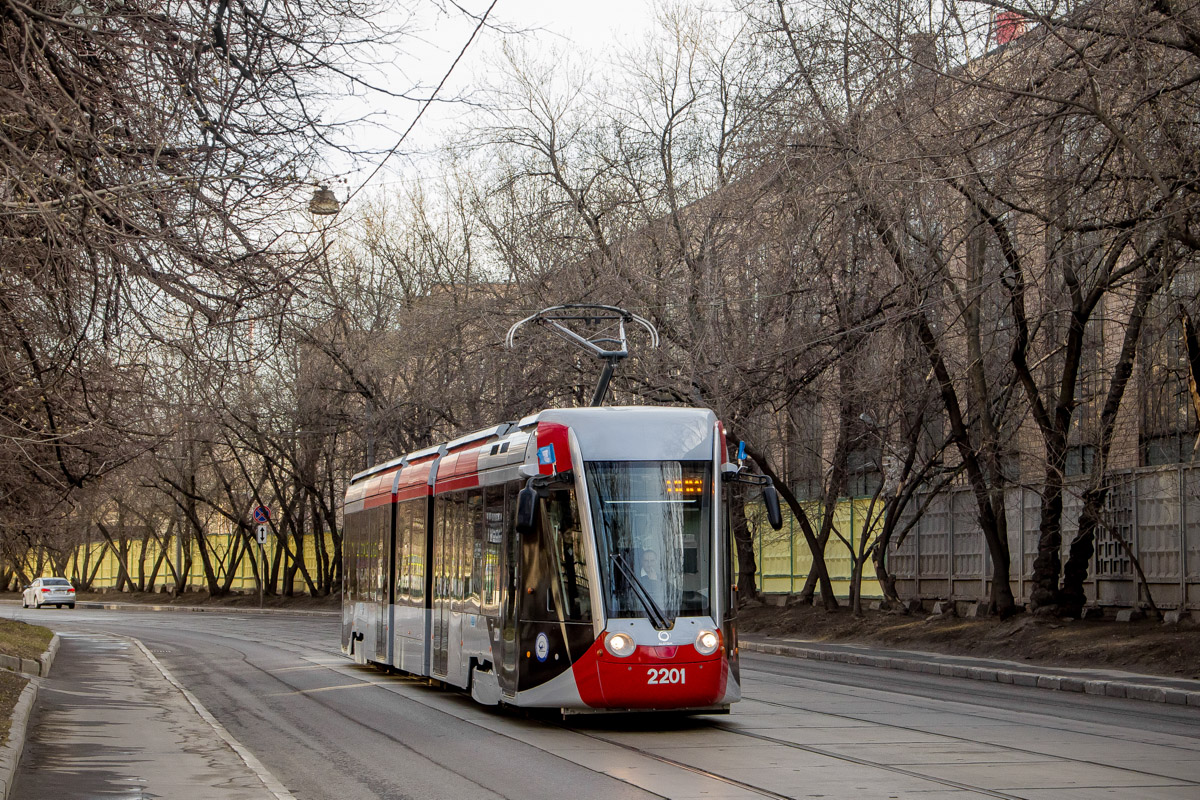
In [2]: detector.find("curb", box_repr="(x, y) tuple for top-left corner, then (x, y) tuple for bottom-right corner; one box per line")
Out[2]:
(739, 639), (1200, 707)
(0, 677), (37, 800)
(132, 638), (298, 800)
(0, 633), (57, 800)
(75, 602), (338, 618)
(0, 631), (59, 678)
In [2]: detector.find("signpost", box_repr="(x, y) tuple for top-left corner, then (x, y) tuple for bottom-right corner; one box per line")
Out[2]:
(251, 506), (270, 608)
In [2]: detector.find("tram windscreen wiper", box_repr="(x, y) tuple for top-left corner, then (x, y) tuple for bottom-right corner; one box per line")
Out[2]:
(610, 552), (669, 630)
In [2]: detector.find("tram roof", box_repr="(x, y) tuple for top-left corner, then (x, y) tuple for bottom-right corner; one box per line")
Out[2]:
(532, 406), (718, 461)
(350, 405), (718, 486)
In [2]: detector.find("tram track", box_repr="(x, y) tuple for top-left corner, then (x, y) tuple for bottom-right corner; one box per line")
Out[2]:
(740, 657), (1200, 750)
(731, 672), (1200, 796)
(51, 612), (1200, 800)
(560, 717), (1030, 800)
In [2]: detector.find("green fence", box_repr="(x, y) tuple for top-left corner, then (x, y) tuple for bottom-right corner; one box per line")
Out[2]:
(65, 532), (336, 593)
(753, 497), (883, 598)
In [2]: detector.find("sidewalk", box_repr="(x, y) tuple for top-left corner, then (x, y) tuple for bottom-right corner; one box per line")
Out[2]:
(738, 633), (1200, 706)
(10, 630), (294, 800)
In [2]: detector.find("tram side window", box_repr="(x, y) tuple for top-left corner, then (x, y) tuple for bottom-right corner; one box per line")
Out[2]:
(437, 496), (449, 602)
(455, 493), (468, 604)
(482, 485), (504, 616)
(344, 510), (362, 603)
(467, 491), (483, 615)
(545, 489), (591, 622)
(410, 500), (426, 602)
(373, 504), (388, 605)
(443, 493), (465, 604)
(724, 486), (736, 617)
(394, 502), (410, 602)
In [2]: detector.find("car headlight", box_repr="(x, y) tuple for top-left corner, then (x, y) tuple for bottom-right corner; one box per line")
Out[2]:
(604, 631), (636, 657)
(695, 629), (721, 656)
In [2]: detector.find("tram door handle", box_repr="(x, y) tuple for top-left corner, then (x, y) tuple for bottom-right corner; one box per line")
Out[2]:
(546, 590), (554, 614)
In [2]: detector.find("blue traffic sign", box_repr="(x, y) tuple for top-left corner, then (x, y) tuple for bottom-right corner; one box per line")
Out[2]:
(252, 505), (270, 524)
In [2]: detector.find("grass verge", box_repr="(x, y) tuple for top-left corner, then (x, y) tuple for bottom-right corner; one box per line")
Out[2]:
(0, 618), (50, 749)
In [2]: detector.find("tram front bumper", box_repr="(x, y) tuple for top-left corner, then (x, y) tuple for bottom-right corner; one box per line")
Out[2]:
(572, 642), (731, 709)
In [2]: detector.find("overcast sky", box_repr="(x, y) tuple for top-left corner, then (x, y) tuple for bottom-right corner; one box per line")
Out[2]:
(328, 0), (666, 195)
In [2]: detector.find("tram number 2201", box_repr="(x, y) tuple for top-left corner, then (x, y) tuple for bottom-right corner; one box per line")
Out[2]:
(646, 667), (686, 685)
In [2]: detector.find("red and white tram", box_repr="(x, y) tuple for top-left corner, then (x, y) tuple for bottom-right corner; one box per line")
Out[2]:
(342, 405), (781, 713)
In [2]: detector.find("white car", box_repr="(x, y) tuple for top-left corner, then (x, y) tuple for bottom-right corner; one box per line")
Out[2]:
(22, 577), (76, 609)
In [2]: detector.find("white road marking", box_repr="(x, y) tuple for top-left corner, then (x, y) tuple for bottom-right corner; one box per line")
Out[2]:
(131, 637), (299, 800)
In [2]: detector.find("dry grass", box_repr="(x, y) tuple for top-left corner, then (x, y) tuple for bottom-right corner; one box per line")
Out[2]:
(0, 618), (49, 750)
(738, 601), (1200, 680)
(0, 670), (27, 748)
(0, 617), (53, 661)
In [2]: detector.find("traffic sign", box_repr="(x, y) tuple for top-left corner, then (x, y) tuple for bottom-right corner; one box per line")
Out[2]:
(255, 524), (268, 544)
(252, 505), (270, 524)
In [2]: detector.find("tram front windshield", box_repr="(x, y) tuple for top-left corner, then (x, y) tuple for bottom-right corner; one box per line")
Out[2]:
(585, 461), (713, 623)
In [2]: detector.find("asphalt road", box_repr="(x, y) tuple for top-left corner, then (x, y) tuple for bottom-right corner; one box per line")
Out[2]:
(11, 607), (1200, 799)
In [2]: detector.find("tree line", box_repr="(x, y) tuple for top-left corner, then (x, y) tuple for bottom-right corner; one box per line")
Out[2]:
(2, 0), (1198, 617)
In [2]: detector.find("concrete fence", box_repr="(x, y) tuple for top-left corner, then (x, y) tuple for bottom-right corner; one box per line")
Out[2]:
(753, 464), (1200, 610)
(887, 464), (1200, 610)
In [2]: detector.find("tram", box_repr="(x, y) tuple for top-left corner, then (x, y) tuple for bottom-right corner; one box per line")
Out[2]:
(341, 405), (782, 713)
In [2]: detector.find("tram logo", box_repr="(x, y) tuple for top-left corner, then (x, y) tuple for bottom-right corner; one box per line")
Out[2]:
(536, 444), (556, 466)
(535, 632), (550, 662)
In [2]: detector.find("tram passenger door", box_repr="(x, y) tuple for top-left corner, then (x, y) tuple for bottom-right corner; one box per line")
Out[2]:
(496, 484), (520, 697)
(432, 496), (450, 677)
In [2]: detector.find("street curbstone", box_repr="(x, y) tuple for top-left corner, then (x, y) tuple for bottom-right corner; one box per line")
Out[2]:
(1128, 685), (1167, 703)
(41, 635), (60, 676)
(735, 639), (1200, 706)
(0, 676), (39, 800)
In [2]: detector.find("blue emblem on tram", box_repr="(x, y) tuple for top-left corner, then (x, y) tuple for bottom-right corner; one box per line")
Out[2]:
(537, 444), (556, 465)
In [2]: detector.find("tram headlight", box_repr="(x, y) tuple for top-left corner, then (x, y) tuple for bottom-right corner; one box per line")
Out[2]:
(694, 629), (721, 656)
(604, 631), (636, 658)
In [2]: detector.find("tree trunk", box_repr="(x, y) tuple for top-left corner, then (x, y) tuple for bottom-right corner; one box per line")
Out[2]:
(1059, 257), (1166, 613)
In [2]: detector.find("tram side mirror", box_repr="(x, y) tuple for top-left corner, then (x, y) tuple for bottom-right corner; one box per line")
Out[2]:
(516, 485), (538, 536)
(763, 484), (784, 531)
(722, 462), (783, 530)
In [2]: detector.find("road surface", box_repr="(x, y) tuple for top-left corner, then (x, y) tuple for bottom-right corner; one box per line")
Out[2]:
(11, 607), (1200, 799)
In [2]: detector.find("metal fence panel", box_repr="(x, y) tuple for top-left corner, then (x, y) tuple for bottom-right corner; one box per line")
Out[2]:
(952, 490), (983, 580)
(1135, 470), (1183, 581)
(1096, 480), (1134, 578)
(1187, 470), (1200, 582)
(888, 506), (919, 579)
(919, 492), (951, 578)
(1022, 489), (1041, 581)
